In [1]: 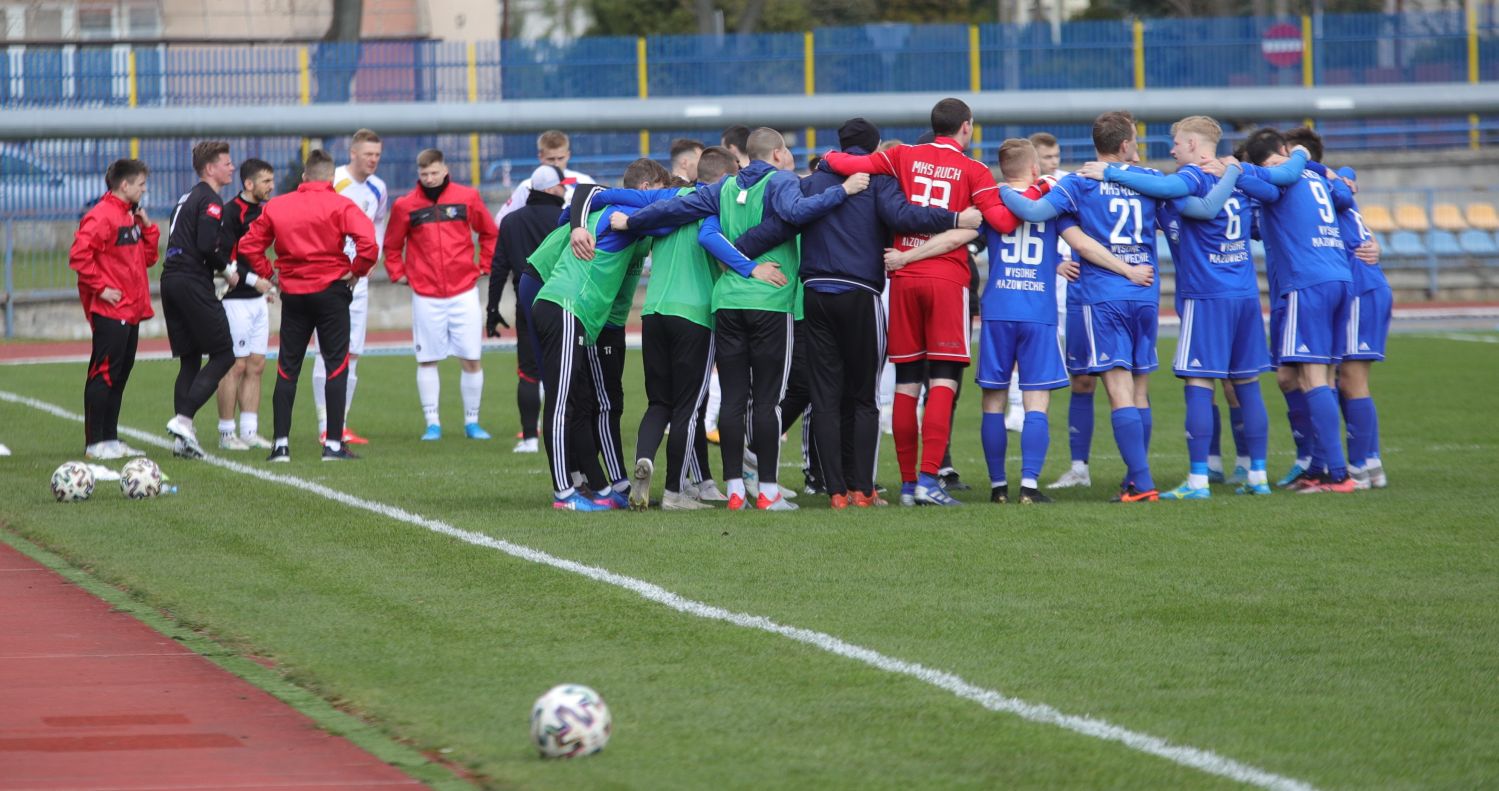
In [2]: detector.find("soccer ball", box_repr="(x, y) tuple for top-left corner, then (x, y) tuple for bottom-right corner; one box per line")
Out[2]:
(51, 461), (95, 502)
(530, 684), (612, 759)
(120, 458), (164, 499)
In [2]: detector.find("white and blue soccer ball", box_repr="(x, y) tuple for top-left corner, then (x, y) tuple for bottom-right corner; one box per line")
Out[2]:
(530, 684), (612, 759)
(51, 461), (95, 502)
(120, 458), (164, 499)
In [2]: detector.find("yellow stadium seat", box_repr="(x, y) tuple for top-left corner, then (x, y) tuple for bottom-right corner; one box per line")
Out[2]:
(1393, 203), (1431, 231)
(1432, 203), (1468, 231)
(1465, 202), (1499, 231)
(1360, 204), (1397, 234)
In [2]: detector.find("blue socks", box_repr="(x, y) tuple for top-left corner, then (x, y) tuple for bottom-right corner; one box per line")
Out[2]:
(1021, 411), (1049, 484)
(1069, 391), (1093, 464)
(1184, 385), (1213, 473)
(1140, 406), (1153, 454)
(1208, 404), (1222, 459)
(1229, 406), (1248, 462)
(1283, 388), (1314, 461)
(1304, 386), (1348, 480)
(1343, 396), (1376, 468)
(1234, 380), (1270, 471)
(1111, 407), (1155, 491)
(981, 411), (1007, 486)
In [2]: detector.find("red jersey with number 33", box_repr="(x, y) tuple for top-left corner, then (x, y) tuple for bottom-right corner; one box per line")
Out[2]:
(824, 137), (1042, 286)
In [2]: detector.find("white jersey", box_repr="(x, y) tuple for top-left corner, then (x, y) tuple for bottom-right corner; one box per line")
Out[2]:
(493, 168), (595, 225)
(333, 165), (391, 258)
(1052, 167), (1071, 314)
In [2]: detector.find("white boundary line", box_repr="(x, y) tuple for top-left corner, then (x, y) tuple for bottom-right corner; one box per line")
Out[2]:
(0, 388), (1318, 791)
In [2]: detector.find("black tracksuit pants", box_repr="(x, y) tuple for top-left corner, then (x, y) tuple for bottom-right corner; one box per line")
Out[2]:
(636, 314), (714, 494)
(715, 308), (793, 486)
(274, 283), (352, 444)
(533, 299), (597, 495)
(804, 288), (885, 496)
(84, 314), (139, 447)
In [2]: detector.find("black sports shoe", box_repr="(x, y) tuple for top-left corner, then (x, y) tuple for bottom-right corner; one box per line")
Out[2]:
(802, 468), (827, 496)
(940, 469), (971, 491)
(1018, 486), (1053, 504)
(266, 445), (290, 463)
(990, 484), (1009, 504)
(321, 444), (361, 461)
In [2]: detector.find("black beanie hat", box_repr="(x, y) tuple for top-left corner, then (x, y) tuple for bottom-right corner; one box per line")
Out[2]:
(838, 118), (881, 153)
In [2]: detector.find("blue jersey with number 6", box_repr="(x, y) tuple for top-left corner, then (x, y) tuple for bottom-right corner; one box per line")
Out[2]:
(1159, 164), (1258, 301)
(1246, 166), (1350, 298)
(979, 219), (1060, 325)
(1043, 168), (1161, 305)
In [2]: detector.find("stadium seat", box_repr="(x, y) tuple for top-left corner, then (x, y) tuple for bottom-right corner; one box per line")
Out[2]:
(1393, 204), (1431, 231)
(1428, 230), (1463, 257)
(1360, 204), (1397, 233)
(1388, 230), (1427, 258)
(1432, 203), (1468, 232)
(1465, 202), (1499, 231)
(1458, 229), (1499, 255)
(1250, 239), (1266, 261)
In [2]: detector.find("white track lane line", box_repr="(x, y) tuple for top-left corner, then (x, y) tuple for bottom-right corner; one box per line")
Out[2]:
(1, 389), (1318, 791)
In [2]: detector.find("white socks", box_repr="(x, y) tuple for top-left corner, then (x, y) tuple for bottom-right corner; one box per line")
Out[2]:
(460, 369), (483, 424)
(417, 366), (441, 426)
(313, 355), (328, 430)
(218, 419), (235, 436)
(240, 411), (258, 438)
(726, 478), (745, 498)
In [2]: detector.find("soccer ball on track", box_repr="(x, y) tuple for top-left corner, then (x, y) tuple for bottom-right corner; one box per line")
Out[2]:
(530, 684), (612, 759)
(51, 461), (95, 502)
(120, 458), (164, 499)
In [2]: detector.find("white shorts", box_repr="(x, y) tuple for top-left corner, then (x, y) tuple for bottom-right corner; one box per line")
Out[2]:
(222, 296), (269, 358)
(412, 288), (482, 363)
(349, 276), (370, 356)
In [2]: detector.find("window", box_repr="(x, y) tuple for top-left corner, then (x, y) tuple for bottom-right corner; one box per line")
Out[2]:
(127, 4), (159, 36)
(78, 6), (115, 39)
(24, 7), (65, 38)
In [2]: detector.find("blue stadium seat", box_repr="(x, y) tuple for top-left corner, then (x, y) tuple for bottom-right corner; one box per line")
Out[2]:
(1369, 232), (1388, 254)
(1459, 230), (1498, 255)
(1250, 239), (1266, 261)
(1388, 230), (1427, 258)
(1428, 230), (1463, 257)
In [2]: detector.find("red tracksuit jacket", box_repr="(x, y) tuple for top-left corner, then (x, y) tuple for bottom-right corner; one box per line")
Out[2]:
(240, 181), (378, 294)
(383, 181), (498, 299)
(69, 193), (160, 325)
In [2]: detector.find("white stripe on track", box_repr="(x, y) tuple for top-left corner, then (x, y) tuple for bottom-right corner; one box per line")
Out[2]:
(0, 388), (1318, 791)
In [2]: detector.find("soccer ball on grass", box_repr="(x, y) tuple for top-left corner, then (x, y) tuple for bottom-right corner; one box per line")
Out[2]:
(530, 684), (612, 759)
(120, 458), (164, 499)
(51, 461), (95, 502)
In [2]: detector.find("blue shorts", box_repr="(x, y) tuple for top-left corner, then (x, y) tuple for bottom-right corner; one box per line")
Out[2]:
(1278, 281), (1352, 365)
(1342, 285), (1392, 361)
(1064, 305), (1091, 376)
(1173, 296), (1270, 380)
(1078, 301), (1158, 375)
(1267, 303), (1285, 369)
(975, 320), (1067, 391)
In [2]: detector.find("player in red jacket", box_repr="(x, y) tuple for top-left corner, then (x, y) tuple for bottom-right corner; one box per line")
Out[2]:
(240, 149), (378, 462)
(69, 159), (161, 460)
(383, 149), (500, 440)
(823, 98), (1047, 506)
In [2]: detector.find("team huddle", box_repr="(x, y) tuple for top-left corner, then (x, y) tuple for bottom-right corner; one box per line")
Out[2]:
(66, 99), (1391, 509)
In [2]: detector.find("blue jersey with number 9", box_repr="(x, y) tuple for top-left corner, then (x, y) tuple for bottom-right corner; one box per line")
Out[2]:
(1044, 168), (1161, 305)
(1246, 167), (1351, 298)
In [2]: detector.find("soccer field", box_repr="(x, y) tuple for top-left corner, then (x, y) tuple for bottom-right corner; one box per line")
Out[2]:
(2, 333), (1497, 790)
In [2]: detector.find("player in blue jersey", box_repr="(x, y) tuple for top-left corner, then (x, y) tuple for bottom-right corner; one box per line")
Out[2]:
(1283, 127), (1389, 490)
(975, 139), (1147, 504)
(1000, 111), (1170, 503)
(1078, 116), (1307, 498)
(1237, 127), (1359, 494)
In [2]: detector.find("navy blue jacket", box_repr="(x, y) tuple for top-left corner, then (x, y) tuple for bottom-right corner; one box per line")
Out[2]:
(729, 150), (959, 295)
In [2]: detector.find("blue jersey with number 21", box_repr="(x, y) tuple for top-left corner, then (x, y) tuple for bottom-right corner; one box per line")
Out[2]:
(1043, 168), (1161, 305)
(980, 219), (1060, 325)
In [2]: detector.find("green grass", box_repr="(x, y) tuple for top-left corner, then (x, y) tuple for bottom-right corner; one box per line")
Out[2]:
(1, 335), (1497, 789)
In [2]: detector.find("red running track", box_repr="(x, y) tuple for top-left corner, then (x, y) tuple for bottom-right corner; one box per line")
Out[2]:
(0, 542), (426, 790)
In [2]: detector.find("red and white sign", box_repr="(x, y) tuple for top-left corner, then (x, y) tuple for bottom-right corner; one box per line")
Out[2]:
(1262, 23), (1304, 68)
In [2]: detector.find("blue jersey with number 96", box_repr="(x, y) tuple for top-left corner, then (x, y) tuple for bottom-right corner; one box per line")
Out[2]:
(980, 219), (1060, 325)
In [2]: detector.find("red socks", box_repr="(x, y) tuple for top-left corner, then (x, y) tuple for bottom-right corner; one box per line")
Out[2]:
(920, 384), (956, 476)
